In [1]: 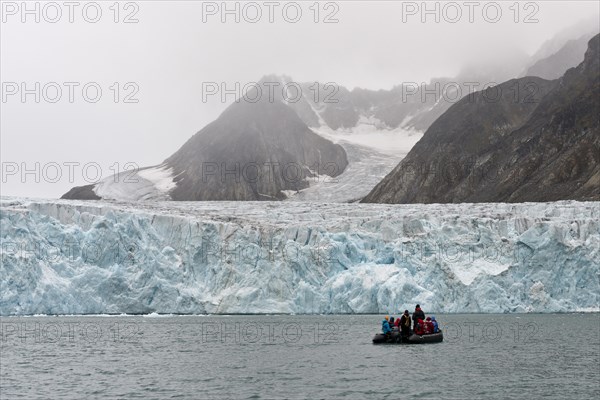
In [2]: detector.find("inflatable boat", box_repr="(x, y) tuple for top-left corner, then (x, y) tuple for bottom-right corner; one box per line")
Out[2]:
(372, 330), (443, 344)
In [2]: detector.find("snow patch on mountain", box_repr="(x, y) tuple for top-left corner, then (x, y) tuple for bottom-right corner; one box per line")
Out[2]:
(314, 125), (423, 155)
(94, 165), (176, 201)
(137, 166), (177, 193)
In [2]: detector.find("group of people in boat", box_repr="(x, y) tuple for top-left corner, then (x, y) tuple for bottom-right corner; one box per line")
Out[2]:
(381, 304), (439, 337)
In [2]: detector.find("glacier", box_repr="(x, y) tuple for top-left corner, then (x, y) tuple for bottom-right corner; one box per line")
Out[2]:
(286, 126), (422, 202)
(80, 124), (422, 204)
(0, 198), (598, 315)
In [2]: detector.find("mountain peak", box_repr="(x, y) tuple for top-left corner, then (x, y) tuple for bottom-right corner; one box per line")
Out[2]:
(362, 34), (600, 204)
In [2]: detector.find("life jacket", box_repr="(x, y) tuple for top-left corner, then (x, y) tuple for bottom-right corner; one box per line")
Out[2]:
(415, 319), (425, 335)
(425, 321), (434, 334)
(382, 320), (391, 334)
(403, 315), (411, 326)
(413, 307), (425, 321)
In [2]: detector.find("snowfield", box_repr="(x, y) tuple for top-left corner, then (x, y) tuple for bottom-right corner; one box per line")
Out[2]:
(93, 165), (177, 201)
(1, 198), (598, 315)
(286, 126), (422, 202)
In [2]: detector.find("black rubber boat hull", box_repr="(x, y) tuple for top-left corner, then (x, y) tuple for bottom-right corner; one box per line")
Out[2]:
(372, 330), (443, 344)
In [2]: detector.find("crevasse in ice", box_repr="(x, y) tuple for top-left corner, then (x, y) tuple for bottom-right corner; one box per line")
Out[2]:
(1, 198), (598, 315)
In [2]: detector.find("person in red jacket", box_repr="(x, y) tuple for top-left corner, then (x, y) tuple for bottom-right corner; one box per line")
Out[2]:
(414, 318), (425, 335)
(424, 317), (434, 334)
(412, 304), (425, 327)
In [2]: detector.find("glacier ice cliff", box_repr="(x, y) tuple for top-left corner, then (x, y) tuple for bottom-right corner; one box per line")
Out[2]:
(1, 198), (598, 315)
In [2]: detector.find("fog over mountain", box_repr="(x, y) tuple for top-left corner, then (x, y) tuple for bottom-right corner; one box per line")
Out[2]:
(63, 79), (348, 201)
(60, 25), (598, 203)
(363, 34), (600, 204)
(3, 2), (599, 198)
(524, 15), (600, 67)
(523, 32), (597, 80)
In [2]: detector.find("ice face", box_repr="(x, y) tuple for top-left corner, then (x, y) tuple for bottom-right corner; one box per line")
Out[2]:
(1, 198), (598, 315)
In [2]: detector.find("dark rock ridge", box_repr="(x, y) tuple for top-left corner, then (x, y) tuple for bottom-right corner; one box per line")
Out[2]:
(61, 184), (101, 200)
(363, 34), (600, 204)
(288, 78), (474, 132)
(246, 74), (496, 133)
(63, 80), (348, 201)
(165, 83), (348, 201)
(524, 33), (597, 80)
(302, 30), (596, 133)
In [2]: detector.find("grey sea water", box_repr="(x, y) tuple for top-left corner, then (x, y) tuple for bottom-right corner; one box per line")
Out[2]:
(1, 314), (598, 399)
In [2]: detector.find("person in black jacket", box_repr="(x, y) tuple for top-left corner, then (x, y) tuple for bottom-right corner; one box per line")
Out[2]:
(399, 310), (411, 338)
(412, 304), (425, 328)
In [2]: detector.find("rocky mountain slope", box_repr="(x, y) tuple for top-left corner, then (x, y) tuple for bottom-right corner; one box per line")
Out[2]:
(63, 82), (348, 201)
(524, 33), (596, 80)
(289, 77), (503, 133)
(363, 34), (600, 204)
(62, 32), (598, 203)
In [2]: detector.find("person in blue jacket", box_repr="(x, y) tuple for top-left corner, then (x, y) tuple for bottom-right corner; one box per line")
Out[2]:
(431, 315), (439, 333)
(382, 316), (392, 335)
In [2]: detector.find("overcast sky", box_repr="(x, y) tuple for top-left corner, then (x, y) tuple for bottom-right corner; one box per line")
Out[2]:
(1, 0), (599, 198)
